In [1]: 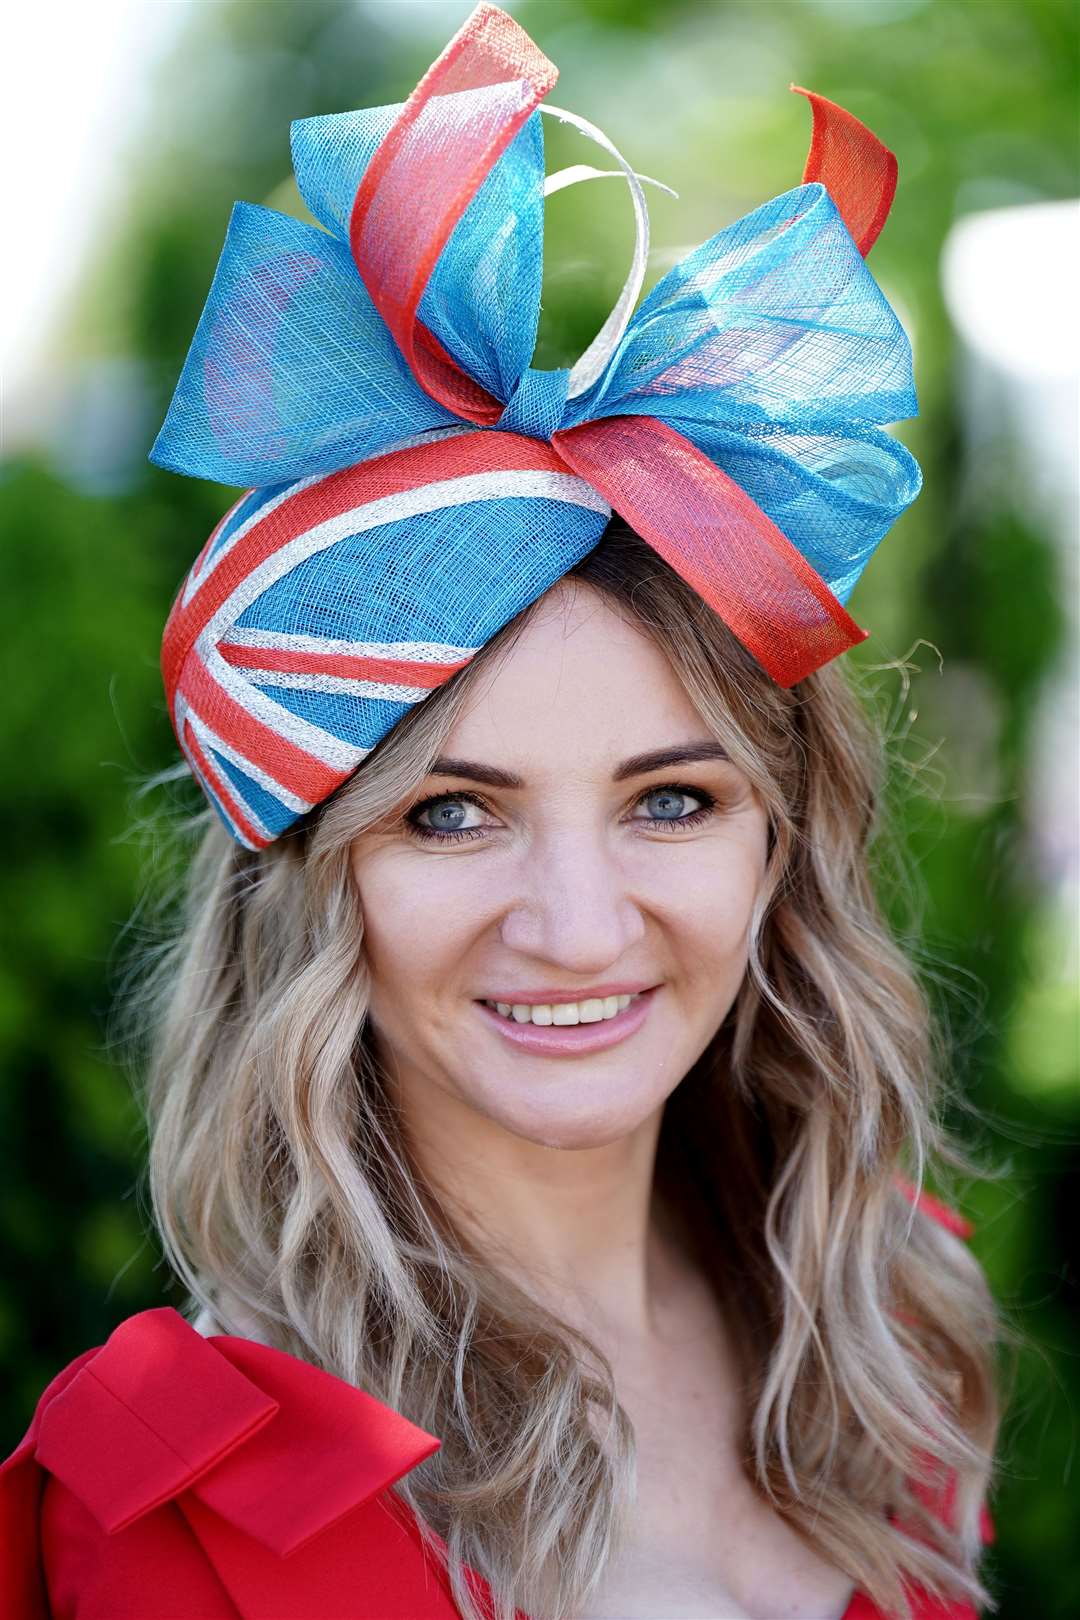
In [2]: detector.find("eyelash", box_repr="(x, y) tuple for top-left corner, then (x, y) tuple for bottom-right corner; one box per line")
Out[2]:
(403, 782), (719, 846)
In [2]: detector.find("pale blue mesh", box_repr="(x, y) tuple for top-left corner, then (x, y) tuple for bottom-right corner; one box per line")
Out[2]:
(151, 120), (919, 613)
(561, 184), (916, 432)
(153, 72), (927, 848)
(291, 103), (545, 403)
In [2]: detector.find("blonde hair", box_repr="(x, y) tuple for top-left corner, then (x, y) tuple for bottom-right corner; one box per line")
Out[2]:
(120, 520), (1009, 1620)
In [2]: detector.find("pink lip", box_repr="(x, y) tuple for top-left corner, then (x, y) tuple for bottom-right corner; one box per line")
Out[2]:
(478, 981), (657, 1004)
(475, 987), (657, 1056)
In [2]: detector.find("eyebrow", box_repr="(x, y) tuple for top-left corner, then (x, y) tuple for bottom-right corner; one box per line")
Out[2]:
(428, 742), (731, 789)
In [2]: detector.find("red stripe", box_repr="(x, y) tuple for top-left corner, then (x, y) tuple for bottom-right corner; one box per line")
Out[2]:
(552, 415), (865, 686)
(348, 2), (557, 420)
(179, 648), (349, 804)
(192, 490), (249, 584)
(160, 491), (252, 744)
(182, 720), (267, 850)
(162, 431), (568, 707)
(791, 84), (897, 258)
(217, 643), (473, 689)
(161, 584), (188, 741)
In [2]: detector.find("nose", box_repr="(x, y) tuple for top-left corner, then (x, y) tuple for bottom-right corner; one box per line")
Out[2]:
(496, 830), (647, 976)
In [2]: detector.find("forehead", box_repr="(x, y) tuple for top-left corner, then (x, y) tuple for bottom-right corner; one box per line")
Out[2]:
(445, 583), (711, 765)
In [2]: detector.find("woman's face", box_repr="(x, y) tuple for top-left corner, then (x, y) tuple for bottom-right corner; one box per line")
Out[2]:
(349, 584), (770, 1152)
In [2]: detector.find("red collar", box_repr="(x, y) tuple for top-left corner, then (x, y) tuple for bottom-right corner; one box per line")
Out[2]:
(31, 1307), (441, 1557)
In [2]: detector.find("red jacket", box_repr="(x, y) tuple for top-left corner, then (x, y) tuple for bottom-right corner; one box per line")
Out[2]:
(1, 1308), (477, 1620)
(2, 1186), (993, 1620)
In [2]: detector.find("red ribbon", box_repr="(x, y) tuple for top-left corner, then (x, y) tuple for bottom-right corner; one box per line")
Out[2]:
(349, 2), (898, 687)
(349, 2), (554, 422)
(551, 417), (867, 686)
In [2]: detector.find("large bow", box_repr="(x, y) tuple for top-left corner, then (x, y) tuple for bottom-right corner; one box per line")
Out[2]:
(151, 2), (920, 686)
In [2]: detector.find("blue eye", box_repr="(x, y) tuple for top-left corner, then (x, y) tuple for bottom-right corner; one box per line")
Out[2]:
(638, 786), (695, 820)
(628, 784), (712, 835)
(405, 782), (717, 845)
(408, 792), (489, 842)
(420, 799), (472, 831)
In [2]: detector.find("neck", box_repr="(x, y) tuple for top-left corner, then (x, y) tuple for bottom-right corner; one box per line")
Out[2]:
(386, 1062), (690, 1348)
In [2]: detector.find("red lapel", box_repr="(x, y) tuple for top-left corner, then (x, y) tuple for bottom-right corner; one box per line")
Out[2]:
(27, 1306), (469, 1618)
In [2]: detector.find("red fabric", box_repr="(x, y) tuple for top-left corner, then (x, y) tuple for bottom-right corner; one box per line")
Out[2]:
(0, 1309), (457, 1620)
(895, 1174), (977, 1241)
(552, 415), (867, 686)
(791, 83), (898, 259)
(2, 1193), (992, 1620)
(215, 643), (473, 689)
(340, 2), (894, 690)
(349, 2), (556, 421)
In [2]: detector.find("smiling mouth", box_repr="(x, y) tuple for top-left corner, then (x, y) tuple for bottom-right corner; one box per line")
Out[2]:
(473, 987), (657, 1055)
(482, 993), (640, 1027)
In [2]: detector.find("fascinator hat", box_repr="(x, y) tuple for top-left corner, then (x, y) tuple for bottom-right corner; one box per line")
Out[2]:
(153, 2), (921, 851)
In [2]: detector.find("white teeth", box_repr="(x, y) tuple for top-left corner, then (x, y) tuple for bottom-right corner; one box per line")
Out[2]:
(485, 993), (642, 1026)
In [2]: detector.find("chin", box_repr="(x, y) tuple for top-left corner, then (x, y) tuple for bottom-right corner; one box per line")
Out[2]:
(472, 1071), (667, 1152)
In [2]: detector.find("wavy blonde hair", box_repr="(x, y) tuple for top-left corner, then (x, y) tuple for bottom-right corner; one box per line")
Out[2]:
(120, 520), (1009, 1620)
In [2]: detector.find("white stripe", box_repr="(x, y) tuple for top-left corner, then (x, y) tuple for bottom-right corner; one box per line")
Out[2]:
(544, 162), (676, 203)
(194, 468), (607, 774)
(183, 474), (326, 608)
(175, 693), (273, 848)
(182, 700), (317, 818)
(182, 426), (481, 608)
(196, 639), (372, 773)
(541, 103), (653, 400)
(220, 626), (479, 663)
(203, 466), (607, 670)
(191, 489), (248, 589)
(238, 666), (437, 704)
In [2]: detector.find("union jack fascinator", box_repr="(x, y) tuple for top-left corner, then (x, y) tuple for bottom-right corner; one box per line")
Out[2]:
(153, 1), (921, 851)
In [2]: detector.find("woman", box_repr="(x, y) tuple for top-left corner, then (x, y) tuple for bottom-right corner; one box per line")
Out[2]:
(2, 7), (1004, 1619)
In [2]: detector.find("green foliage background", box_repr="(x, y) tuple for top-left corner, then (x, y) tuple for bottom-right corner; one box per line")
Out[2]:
(2, 2), (1077, 1614)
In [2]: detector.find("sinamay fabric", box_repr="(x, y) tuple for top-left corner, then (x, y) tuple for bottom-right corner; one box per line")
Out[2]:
(152, 2), (922, 849)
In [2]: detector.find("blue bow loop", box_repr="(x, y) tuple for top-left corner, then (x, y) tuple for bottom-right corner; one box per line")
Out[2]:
(561, 184), (917, 433)
(554, 181), (921, 603)
(292, 101), (546, 406)
(148, 202), (458, 487)
(152, 107), (549, 487)
(289, 104), (401, 239)
(668, 418), (922, 604)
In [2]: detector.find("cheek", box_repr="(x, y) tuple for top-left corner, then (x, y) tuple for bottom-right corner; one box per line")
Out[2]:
(353, 852), (483, 999)
(645, 825), (767, 954)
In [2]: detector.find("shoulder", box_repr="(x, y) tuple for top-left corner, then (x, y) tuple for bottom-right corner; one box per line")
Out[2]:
(1, 1307), (447, 1619)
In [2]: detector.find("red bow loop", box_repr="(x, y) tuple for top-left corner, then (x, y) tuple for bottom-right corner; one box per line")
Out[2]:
(30, 1307), (442, 1558)
(552, 417), (868, 686)
(791, 84), (898, 257)
(349, 2), (557, 421)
